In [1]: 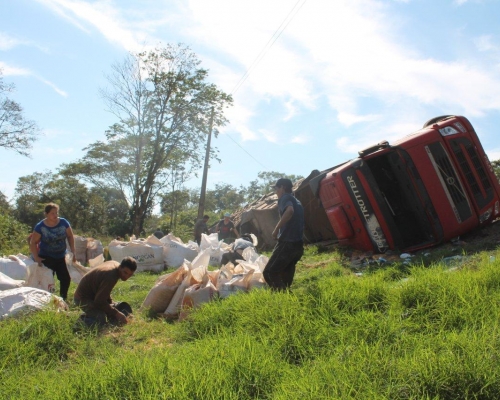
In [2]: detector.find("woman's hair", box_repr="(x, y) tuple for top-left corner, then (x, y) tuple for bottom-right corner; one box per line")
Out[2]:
(44, 203), (60, 214)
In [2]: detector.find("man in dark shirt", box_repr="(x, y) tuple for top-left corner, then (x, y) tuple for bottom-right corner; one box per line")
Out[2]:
(74, 256), (137, 326)
(216, 212), (240, 243)
(193, 215), (210, 245)
(153, 228), (165, 239)
(263, 178), (304, 291)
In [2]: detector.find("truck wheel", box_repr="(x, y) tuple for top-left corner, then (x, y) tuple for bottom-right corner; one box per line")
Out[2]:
(423, 115), (453, 128)
(358, 141), (389, 157)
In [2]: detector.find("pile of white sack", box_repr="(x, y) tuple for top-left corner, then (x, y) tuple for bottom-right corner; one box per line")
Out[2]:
(141, 233), (268, 321)
(0, 232), (267, 320)
(0, 253), (89, 319)
(107, 232), (235, 272)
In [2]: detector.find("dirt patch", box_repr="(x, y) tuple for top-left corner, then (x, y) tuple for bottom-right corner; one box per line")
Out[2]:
(345, 220), (500, 269)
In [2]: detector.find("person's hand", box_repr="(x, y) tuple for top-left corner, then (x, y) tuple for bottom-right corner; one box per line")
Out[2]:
(115, 311), (128, 325)
(34, 256), (44, 267)
(72, 253), (77, 263)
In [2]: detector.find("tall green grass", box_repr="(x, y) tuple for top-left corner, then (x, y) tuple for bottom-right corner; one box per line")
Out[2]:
(1, 248), (500, 399)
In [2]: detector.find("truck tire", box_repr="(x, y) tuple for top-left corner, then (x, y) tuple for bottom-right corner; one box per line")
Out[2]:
(358, 141), (389, 157)
(423, 115), (453, 128)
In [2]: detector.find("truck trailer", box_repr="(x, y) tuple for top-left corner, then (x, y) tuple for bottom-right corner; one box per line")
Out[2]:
(311, 115), (500, 253)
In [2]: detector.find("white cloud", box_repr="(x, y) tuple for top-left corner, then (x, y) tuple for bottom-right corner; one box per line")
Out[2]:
(474, 35), (496, 52)
(290, 135), (310, 144)
(0, 32), (49, 53)
(0, 61), (31, 76)
(30, 0), (500, 146)
(34, 0), (151, 51)
(259, 128), (279, 143)
(0, 61), (68, 97)
(0, 32), (24, 51)
(180, 0), (500, 141)
(38, 77), (68, 97)
(337, 112), (380, 127)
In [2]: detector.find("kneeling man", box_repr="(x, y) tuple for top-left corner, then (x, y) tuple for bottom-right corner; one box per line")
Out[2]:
(74, 256), (137, 326)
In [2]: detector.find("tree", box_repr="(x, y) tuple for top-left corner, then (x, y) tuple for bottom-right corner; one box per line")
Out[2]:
(62, 44), (232, 236)
(492, 159), (500, 182)
(14, 170), (130, 236)
(0, 70), (40, 156)
(0, 190), (11, 213)
(0, 213), (30, 255)
(159, 166), (191, 233)
(205, 183), (246, 214)
(242, 171), (305, 203)
(14, 171), (55, 228)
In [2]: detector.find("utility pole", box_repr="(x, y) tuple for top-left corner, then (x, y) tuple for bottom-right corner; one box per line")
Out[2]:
(198, 106), (214, 219)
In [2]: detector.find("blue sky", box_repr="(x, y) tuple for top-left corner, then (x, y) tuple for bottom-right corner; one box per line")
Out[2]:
(1, 0), (500, 203)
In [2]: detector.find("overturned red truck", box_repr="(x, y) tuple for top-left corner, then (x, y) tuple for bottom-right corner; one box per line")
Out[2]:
(311, 115), (500, 253)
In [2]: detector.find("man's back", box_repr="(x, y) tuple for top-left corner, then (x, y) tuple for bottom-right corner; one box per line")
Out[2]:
(74, 261), (120, 310)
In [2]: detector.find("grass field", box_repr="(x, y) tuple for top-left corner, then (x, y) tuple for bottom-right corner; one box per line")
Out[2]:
(1, 245), (500, 399)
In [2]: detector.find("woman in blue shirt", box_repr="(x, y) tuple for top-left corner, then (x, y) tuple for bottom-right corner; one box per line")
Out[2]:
(29, 203), (77, 300)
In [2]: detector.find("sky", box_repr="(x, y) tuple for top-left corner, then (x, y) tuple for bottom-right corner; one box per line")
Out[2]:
(1, 0), (500, 204)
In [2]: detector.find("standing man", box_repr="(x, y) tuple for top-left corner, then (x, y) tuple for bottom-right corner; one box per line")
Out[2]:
(73, 257), (137, 326)
(216, 212), (240, 243)
(263, 178), (304, 291)
(194, 215), (210, 245)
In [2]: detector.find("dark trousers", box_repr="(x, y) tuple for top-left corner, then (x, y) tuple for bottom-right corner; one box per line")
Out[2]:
(41, 255), (71, 300)
(263, 241), (304, 291)
(74, 300), (132, 327)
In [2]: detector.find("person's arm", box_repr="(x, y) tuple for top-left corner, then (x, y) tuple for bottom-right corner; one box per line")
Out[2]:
(66, 226), (77, 263)
(30, 231), (44, 266)
(272, 205), (294, 240)
(92, 280), (123, 319)
(232, 227), (240, 238)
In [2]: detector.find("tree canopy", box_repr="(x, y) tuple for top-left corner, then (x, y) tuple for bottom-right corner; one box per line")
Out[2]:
(0, 70), (40, 156)
(61, 44), (232, 235)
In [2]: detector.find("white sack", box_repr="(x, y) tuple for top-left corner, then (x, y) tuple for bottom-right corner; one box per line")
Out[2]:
(199, 233), (220, 251)
(108, 239), (164, 272)
(65, 253), (90, 284)
(25, 263), (56, 293)
(179, 280), (218, 321)
(86, 239), (104, 261)
(0, 271), (24, 291)
(141, 264), (189, 313)
(88, 254), (105, 268)
(0, 255), (29, 280)
(164, 265), (208, 317)
(160, 234), (198, 267)
(0, 287), (67, 319)
(15, 253), (36, 265)
(73, 235), (88, 264)
(219, 273), (251, 299)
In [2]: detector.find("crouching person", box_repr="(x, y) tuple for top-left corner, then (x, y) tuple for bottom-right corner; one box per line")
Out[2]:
(220, 234), (256, 266)
(74, 256), (137, 327)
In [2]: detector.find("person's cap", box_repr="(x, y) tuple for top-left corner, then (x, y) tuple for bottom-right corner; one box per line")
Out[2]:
(224, 212), (231, 217)
(271, 178), (293, 190)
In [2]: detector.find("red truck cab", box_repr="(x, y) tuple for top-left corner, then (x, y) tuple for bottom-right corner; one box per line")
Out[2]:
(312, 115), (500, 253)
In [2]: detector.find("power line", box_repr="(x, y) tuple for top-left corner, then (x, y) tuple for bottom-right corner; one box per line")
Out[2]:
(224, 132), (269, 169)
(231, 0), (308, 95)
(225, 0), (308, 169)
